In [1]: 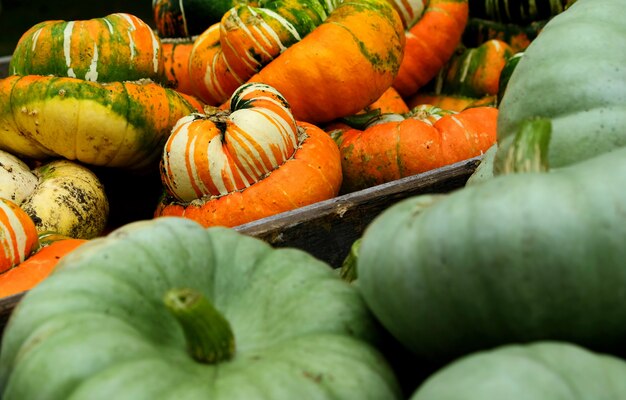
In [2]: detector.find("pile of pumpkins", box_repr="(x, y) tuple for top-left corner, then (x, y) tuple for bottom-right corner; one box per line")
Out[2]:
(2, 0), (626, 397)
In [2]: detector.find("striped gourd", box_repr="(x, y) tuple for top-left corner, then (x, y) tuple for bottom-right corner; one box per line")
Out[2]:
(161, 82), (299, 202)
(153, 0), (240, 38)
(389, 0), (427, 29)
(9, 13), (164, 83)
(0, 198), (38, 274)
(188, 0), (337, 105)
(0, 75), (202, 169)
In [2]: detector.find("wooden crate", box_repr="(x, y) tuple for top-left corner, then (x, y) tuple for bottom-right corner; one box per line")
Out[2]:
(0, 157), (480, 332)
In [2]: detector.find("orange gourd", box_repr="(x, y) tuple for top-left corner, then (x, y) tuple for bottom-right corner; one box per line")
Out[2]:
(392, 0), (469, 98)
(0, 236), (86, 298)
(156, 82), (342, 227)
(10, 13), (164, 83)
(406, 93), (497, 111)
(187, 0), (404, 124)
(0, 198), (38, 274)
(333, 105), (498, 192)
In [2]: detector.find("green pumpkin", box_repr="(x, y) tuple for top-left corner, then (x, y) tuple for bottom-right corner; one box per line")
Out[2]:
(495, 0), (626, 170)
(411, 342), (626, 399)
(356, 120), (626, 364)
(0, 217), (401, 399)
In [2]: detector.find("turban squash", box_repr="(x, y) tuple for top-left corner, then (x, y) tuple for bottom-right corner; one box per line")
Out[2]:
(10, 13), (164, 84)
(156, 82), (342, 227)
(332, 105), (498, 192)
(0, 217), (401, 399)
(0, 75), (202, 169)
(187, 0), (404, 124)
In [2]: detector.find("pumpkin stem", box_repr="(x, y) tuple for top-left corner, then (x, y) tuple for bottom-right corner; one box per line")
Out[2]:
(339, 109), (383, 130)
(339, 238), (362, 283)
(164, 288), (235, 364)
(500, 118), (552, 174)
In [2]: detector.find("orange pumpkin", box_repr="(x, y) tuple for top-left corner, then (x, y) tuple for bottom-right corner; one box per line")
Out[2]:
(156, 82), (342, 227)
(392, 0), (469, 98)
(333, 105), (498, 192)
(363, 86), (410, 114)
(0, 236), (86, 298)
(9, 13), (164, 83)
(188, 0), (404, 124)
(0, 198), (38, 274)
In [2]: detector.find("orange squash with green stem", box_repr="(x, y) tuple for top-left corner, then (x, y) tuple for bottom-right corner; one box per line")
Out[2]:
(156, 82), (342, 227)
(332, 105), (498, 192)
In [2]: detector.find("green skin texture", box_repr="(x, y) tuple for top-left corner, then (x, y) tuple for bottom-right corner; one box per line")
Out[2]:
(469, 0), (567, 24)
(357, 145), (626, 364)
(411, 342), (626, 399)
(495, 0), (626, 171)
(0, 217), (401, 400)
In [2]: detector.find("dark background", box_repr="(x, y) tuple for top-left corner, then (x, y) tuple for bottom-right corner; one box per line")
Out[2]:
(0, 0), (154, 56)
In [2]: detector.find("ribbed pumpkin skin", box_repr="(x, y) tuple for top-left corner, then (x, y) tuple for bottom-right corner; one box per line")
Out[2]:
(392, 0), (469, 98)
(0, 75), (202, 169)
(156, 121), (342, 227)
(9, 13), (164, 83)
(357, 146), (626, 364)
(0, 217), (401, 399)
(495, 0), (626, 170)
(246, 0), (405, 124)
(0, 198), (38, 274)
(161, 83), (300, 202)
(412, 342), (626, 399)
(335, 106), (497, 192)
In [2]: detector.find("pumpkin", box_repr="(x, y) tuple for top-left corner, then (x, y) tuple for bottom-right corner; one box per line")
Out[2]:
(156, 83), (342, 227)
(186, 0), (342, 106)
(355, 119), (626, 364)
(153, 0), (241, 38)
(0, 234), (86, 298)
(9, 13), (164, 83)
(0, 198), (38, 274)
(0, 217), (401, 399)
(241, 0), (405, 124)
(161, 37), (196, 96)
(412, 342), (626, 399)
(332, 105), (497, 192)
(391, 0), (469, 98)
(427, 39), (515, 98)
(0, 75), (202, 169)
(494, 0), (626, 170)
(468, 0), (571, 24)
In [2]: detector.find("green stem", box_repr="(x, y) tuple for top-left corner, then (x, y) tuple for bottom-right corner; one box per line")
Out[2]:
(500, 117), (552, 174)
(164, 288), (235, 364)
(339, 239), (362, 283)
